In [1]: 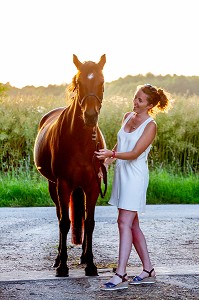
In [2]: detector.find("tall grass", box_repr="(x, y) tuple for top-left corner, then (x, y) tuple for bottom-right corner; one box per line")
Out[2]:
(0, 94), (65, 171)
(1, 93), (198, 174)
(152, 95), (199, 173)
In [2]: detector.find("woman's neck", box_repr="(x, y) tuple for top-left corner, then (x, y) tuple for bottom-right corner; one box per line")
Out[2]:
(134, 112), (149, 121)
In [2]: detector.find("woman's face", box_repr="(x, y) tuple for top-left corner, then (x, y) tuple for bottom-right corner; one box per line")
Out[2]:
(133, 89), (152, 114)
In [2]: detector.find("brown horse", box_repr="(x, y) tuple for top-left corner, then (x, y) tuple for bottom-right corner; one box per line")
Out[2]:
(34, 54), (106, 277)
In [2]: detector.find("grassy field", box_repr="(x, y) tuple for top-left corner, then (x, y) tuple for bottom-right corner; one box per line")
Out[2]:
(0, 91), (198, 207)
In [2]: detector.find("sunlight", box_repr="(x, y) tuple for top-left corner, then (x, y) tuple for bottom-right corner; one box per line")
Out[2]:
(1, 0), (199, 87)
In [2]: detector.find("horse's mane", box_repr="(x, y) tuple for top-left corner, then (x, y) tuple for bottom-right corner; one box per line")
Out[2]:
(67, 75), (77, 93)
(65, 75), (78, 104)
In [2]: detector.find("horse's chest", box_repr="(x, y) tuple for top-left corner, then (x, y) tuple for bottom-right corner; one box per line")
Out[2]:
(57, 155), (94, 176)
(65, 163), (94, 187)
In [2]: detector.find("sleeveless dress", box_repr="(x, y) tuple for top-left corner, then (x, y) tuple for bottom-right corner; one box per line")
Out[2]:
(108, 112), (156, 213)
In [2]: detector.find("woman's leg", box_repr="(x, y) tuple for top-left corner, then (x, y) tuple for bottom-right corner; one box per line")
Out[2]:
(106, 209), (137, 285)
(132, 213), (155, 278)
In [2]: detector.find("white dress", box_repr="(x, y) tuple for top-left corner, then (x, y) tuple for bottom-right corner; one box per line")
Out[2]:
(109, 112), (155, 213)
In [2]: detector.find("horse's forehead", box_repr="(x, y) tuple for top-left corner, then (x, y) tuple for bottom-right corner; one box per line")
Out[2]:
(78, 66), (103, 83)
(87, 73), (94, 80)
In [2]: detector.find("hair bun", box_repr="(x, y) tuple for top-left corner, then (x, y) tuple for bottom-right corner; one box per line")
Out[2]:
(157, 88), (169, 110)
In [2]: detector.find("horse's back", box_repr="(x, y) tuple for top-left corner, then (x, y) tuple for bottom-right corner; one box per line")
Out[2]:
(38, 107), (66, 129)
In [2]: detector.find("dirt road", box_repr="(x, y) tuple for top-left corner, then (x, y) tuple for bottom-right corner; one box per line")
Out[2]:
(0, 205), (198, 299)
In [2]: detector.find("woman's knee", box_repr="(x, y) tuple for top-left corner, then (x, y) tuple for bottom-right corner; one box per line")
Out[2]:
(131, 215), (142, 234)
(118, 218), (132, 231)
(117, 211), (135, 230)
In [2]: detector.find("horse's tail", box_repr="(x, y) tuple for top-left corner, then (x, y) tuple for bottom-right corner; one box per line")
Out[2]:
(70, 187), (85, 245)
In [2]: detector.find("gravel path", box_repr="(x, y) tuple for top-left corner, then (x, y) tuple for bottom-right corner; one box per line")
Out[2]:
(0, 205), (199, 299)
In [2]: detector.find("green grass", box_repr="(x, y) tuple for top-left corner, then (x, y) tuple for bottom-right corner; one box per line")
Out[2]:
(147, 169), (199, 204)
(0, 172), (53, 207)
(0, 168), (198, 207)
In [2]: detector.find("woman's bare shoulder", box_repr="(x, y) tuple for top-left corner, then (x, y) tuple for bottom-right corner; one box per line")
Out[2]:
(122, 111), (132, 122)
(144, 119), (157, 135)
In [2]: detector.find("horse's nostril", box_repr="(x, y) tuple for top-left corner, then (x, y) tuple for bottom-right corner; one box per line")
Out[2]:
(85, 112), (97, 120)
(84, 112), (98, 126)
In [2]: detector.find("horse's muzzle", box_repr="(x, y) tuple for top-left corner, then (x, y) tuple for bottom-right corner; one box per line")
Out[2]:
(84, 112), (98, 127)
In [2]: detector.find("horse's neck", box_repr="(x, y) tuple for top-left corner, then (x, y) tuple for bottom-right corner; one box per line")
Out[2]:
(64, 99), (91, 135)
(57, 101), (100, 154)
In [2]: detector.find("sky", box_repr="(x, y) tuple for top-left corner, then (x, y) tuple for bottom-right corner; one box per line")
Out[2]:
(1, 0), (199, 88)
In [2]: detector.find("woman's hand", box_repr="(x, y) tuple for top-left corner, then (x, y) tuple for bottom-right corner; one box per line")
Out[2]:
(95, 148), (113, 160)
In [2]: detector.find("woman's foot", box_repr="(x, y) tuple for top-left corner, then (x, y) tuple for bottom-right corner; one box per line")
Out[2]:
(129, 268), (156, 285)
(100, 273), (128, 291)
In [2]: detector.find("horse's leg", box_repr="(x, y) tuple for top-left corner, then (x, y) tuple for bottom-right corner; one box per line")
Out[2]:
(48, 180), (61, 268)
(55, 178), (71, 277)
(81, 191), (98, 276)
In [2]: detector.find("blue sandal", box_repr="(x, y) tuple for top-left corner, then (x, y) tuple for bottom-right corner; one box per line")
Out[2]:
(129, 268), (156, 285)
(100, 273), (128, 291)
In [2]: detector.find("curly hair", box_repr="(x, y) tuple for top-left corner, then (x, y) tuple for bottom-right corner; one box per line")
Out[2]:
(136, 84), (172, 115)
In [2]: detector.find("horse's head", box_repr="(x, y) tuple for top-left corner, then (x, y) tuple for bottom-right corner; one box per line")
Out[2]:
(72, 54), (106, 127)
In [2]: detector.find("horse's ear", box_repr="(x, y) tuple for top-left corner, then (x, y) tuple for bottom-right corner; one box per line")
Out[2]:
(73, 54), (83, 69)
(98, 54), (106, 69)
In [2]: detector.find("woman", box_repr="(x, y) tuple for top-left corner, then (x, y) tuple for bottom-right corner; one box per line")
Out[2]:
(95, 83), (171, 291)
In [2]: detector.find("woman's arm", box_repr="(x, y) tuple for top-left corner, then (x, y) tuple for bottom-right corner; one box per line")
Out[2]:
(95, 121), (157, 160)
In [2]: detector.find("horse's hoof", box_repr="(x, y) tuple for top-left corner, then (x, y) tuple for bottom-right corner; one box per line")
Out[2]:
(85, 266), (98, 276)
(56, 266), (69, 277)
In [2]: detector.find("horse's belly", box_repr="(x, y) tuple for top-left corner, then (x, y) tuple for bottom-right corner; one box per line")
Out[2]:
(34, 131), (56, 182)
(65, 164), (97, 188)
